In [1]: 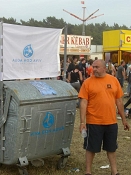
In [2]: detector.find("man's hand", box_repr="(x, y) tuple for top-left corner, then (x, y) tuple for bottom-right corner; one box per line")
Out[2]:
(79, 123), (86, 133)
(122, 119), (130, 131)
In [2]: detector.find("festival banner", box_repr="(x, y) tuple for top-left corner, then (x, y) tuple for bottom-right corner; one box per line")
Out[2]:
(3, 23), (62, 80)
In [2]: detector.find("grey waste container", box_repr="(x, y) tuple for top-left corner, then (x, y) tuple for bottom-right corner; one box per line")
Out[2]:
(0, 80), (78, 175)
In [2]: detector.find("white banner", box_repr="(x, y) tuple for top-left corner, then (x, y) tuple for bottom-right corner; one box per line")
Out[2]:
(3, 23), (62, 80)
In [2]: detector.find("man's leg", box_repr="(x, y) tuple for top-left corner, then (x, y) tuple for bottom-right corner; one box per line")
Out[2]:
(85, 150), (95, 174)
(107, 151), (118, 175)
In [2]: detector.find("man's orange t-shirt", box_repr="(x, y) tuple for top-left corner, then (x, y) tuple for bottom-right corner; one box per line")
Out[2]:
(78, 74), (123, 125)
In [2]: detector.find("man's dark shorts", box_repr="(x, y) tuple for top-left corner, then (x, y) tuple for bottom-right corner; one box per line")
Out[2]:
(84, 124), (118, 153)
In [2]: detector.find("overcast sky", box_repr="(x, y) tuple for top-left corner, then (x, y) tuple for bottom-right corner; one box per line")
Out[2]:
(0, 0), (130, 28)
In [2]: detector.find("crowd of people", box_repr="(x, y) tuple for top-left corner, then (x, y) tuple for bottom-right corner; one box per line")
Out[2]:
(59, 56), (131, 114)
(60, 56), (131, 101)
(59, 56), (131, 95)
(59, 56), (131, 175)
(59, 56), (99, 93)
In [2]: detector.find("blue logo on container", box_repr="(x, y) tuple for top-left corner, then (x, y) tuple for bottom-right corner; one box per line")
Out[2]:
(43, 112), (54, 128)
(23, 44), (33, 58)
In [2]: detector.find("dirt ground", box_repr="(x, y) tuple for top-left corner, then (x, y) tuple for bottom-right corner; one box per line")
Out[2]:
(0, 84), (131, 175)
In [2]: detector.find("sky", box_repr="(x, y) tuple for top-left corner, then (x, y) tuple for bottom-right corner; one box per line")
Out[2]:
(0, 0), (131, 28)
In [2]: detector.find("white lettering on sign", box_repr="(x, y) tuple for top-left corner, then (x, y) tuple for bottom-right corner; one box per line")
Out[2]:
(125, 35), (131, 44)
(60, 35), (91, 48)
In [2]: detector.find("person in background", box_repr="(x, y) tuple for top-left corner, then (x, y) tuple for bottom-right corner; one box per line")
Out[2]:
(68, 64), (83, 93)
(68, 64), (83, 107)
(114, 62), (118, 71)
(106, 60), (116, 76)
(124, 65), (131, 97)
(78, 59), (129, 175)
(85, 60), (89, 78)
(78, 58), (86, 80)
(66, 56), (72, 71)
(125, 60), (131, 81)
(117, 60), (126, 87)
(124, 97), (131, 119)
(124, 97), (131, 118)
(86, 59), (93, 77)
(66, 56), (78, 82)
(73, 55), (78, 65)
(67, 56), (76, 73)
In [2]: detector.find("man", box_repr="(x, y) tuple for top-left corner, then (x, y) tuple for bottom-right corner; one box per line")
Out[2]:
(78, 59), (129, 175)
(125, 65), (131, 97)
(106, 60), (116, 76)
(95, 57), (98, 60)
(66, 56), (78, 82)
(67, 55), (78, 73)
(117, 60), (126, 87)
(86, 59), (93, 77)
(78, 58), (86, 79)
(68, 64), (83, 92)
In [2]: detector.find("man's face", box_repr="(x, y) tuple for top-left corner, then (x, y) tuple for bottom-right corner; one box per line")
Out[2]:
(92, 60), (106, 77)
(123, 61), (125, 66)
(74, 58), (78, 63)
(67, 58), (70, 63)
(82, 59), (86, 64)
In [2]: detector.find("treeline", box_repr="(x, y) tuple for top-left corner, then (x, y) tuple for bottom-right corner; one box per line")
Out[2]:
(0, 16), (130, 45)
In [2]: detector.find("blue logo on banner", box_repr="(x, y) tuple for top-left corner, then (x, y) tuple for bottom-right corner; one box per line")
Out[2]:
(43, 112), (54, 128)
(23, 44), (33, 58)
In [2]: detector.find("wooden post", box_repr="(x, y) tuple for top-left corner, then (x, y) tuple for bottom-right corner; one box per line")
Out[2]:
(118, 50), (121, 65)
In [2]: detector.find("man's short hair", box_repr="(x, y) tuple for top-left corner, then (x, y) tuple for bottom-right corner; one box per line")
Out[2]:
(74, 64), (80, 70)
(88, 59), (93, 65)
(72, 55), (77, 60)
(121, 60), (125, 65)
(81, 58), (85, 62)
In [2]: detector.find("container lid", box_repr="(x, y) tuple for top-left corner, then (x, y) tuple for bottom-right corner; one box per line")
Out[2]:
(4, 80), (78, 104)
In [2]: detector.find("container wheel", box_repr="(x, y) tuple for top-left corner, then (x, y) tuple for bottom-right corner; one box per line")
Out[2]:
(57, 157), (68, 169)
(18, 168), (28, 175)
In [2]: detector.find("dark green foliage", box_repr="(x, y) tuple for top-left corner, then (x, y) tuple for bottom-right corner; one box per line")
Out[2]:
(0, 16), (130, 45)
